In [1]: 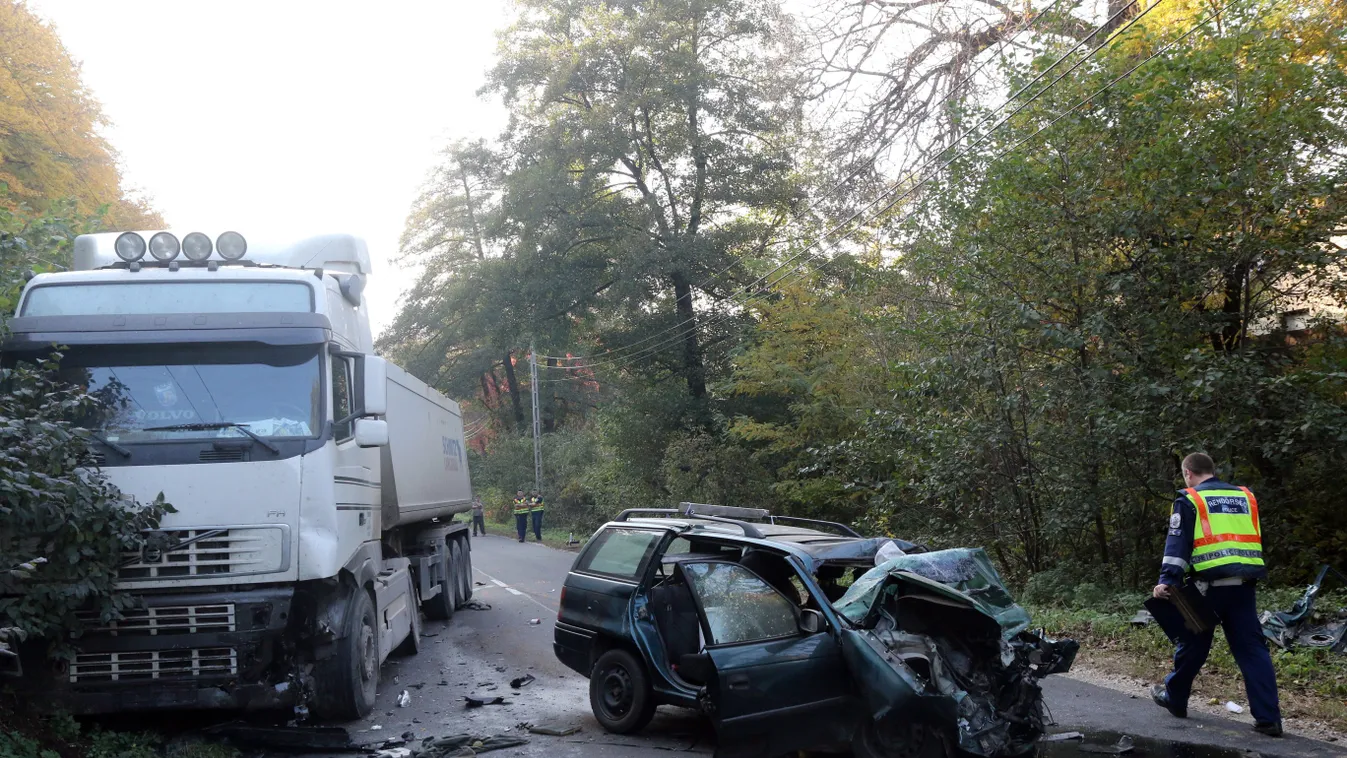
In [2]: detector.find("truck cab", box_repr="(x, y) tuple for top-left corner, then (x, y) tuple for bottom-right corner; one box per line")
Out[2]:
(3, 231), (475, 719)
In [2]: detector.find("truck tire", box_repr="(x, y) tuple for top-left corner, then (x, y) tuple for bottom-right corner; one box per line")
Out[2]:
(311, 585), (379, 720)
(393, 574), (422, 657)
(423, 541), (457, 621)
(589, 649), (656, 734)
(453, 539), (472, 608)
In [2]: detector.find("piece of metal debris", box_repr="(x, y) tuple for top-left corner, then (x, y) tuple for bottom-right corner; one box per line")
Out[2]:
(527, 723), (581, 737)
(413, 733), (530, 756)
(1080, 735), (1135, 755)
(398, 690), (412, 708)
(1261, 564), (1347, 652)
(462, 600), (492, 611)
(463, 695), (509, 708)
(1043, 732), (1086, 742)
(509, 674), (535, 689)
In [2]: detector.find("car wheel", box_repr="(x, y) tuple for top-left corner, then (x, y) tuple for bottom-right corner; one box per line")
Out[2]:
(852, 716), (949, 758)
(589, 649), (656, 734)
(310, 585), (379, 720)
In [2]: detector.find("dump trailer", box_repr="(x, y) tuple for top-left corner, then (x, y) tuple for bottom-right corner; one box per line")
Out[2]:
(2, 231), (474, 719)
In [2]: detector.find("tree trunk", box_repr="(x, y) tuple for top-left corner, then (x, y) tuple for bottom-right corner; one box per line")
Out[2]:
(672, 271), (707, 399)
(502, 350), (525, 429)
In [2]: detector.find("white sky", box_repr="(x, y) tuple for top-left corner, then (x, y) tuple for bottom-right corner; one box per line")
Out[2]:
(26, 0), (511, 337)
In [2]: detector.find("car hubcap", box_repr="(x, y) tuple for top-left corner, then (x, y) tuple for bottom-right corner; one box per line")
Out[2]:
(600, 666), (633, 718)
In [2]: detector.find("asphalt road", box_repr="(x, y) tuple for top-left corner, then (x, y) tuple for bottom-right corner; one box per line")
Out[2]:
(307, 535), (1343, 758)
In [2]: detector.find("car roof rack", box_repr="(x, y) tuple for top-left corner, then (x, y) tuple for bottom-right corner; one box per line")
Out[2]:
(615, 506), (766, 540)
(766, 515), (862, 538)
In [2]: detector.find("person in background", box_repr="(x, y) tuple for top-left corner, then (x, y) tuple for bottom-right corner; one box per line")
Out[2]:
(529, 489), (546, 542)
(470, 494), (486, 538)
(1150, 452), (1281, 737)
(513, 490), (529, 543)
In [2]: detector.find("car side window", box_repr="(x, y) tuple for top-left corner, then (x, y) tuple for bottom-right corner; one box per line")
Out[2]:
(682, 561), (799, 645)
(332, 356), (354, 441)
(576, 528), (661, 580)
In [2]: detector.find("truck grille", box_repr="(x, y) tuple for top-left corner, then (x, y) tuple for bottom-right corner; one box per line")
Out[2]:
(119, 528), (286, 581)
(69, 648), (238, 683)
(76, 604), (236, 636)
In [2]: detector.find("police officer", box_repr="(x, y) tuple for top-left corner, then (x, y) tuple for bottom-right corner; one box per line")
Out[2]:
(529, 490), (545, 542)
(470, 495), (486, 538)
(513, 490), (530, 543)
(1151, 452), (1282, 737)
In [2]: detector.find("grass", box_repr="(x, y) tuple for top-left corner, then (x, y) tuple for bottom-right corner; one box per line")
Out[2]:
(479, 518), (585, 551)
(1025, 599), (1347, 731)
(0, 711), (238, 758)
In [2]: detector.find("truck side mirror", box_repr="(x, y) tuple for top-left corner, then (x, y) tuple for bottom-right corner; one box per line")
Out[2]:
(362, 356), (387, 416)
(354, 418), (388, 448)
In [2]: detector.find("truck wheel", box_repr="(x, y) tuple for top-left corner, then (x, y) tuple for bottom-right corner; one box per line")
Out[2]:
(454, 539), (472, 607)
(311, 586), (379, 720)
(852, 716), (949, 758)
(423, 542), (457, 621)
(589, 649), (656, 734)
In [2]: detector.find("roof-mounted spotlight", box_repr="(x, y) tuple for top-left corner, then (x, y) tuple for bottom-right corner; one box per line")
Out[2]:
(182, 232), (213, 261)
(114, 232), (147, 262)
(217, 231), (247, 261)
(149, 232), (181, 262)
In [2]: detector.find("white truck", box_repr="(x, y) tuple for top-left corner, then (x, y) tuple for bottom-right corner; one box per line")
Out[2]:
(3, 230), (474, 718)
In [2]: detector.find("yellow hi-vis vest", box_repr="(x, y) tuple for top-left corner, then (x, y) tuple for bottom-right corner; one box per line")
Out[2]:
(530, 497), (545, 513)
(1184, 486), (1264, 575)
(513, 497), (530, 515)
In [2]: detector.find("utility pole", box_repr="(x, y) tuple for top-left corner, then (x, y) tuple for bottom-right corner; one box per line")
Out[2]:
(529, 344), (542, 493)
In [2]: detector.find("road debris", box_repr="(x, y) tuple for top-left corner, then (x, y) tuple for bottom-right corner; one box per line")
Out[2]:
(1261, 564), (1347, 652)
(509, 674), (535, 689)
(462, 600), (492, 611)
(203, 722), (362, 752)
(1081, 735), (1135, 755)
(463, 695), (509, 708)
(1129, 610), (1153, 628)
(398, 690), (412, 707)
(523, 722), (581, 737)
(409, 733), (530, 756)
(528, 618), (541, 625)
(1043, 732), (1086, 742)
(1225, 701), (1244, 713)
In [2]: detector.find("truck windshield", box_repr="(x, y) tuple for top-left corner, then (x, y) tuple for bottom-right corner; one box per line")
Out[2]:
(40, 344), (321, 442)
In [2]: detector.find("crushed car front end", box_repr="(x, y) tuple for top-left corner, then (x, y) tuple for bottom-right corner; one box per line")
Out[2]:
(834, 548), (1078, 757)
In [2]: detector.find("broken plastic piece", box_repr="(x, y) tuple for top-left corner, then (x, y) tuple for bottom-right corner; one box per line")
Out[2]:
(509, 674), (536, 689)
(398, 689), (411, 708)
(528, 618), (541, 625)
(1226, 701), (1243, 714)
(464, 695), (508, 708)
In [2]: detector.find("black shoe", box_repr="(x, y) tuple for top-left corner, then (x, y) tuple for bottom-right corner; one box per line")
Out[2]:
(1253, 722), (1283, 738)
(1150, 684), (1187, 718)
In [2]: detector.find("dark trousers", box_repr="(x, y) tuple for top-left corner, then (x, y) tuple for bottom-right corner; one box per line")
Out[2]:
(515, 513), (528, 541)
(1164, 582), (1281, 724)
(471, 512), (485, 536)
(531, 510), (544, 540)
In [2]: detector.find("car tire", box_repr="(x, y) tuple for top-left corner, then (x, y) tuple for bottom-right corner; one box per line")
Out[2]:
(852, 716), (949, 758)
(310, 585), (379, 720)
(589, 649), (657, 734)
(423, 541), (457, 621)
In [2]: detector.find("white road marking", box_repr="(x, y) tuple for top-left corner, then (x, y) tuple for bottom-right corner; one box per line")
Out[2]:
(473, 565), (557, 614)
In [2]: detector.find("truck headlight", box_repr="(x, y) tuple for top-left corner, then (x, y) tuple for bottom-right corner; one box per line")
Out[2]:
(115, 232), (147, 262)
(182, 232), (213, 261)
(217, 231), (247, 261)
(149, 232), (181, 261)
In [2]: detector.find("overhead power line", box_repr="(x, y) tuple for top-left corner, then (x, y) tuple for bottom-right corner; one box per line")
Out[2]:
(540, 0), (1248, 381)
(540, 0), (1163, 372)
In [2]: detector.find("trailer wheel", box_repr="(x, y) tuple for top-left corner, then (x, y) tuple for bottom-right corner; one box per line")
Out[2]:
(393, 574), (422, 657)
(454, 539), (473, 607)
(423, 541), (457, 621)
(311, 585), (379, 720)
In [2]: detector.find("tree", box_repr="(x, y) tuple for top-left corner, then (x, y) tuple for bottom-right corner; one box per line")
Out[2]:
(0, 1), (160, 228)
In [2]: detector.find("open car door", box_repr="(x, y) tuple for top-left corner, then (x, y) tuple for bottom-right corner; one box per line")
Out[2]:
(677, 559), (854, 758)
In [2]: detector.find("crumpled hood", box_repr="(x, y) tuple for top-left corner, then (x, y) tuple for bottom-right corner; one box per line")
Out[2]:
(835, 547), (1031, 636)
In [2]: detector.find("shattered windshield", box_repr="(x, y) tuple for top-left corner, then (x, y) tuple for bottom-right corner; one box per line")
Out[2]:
(36, 343), (321, 442)
(834, 548), (1031, 638)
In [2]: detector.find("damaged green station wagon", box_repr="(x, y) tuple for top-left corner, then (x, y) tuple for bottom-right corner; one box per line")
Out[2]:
(553, 504), (1078, 758)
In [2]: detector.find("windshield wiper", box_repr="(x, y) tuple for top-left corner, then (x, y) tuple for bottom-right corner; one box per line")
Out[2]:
(143, 422), (281, 455)
(89, 432), (132, 458)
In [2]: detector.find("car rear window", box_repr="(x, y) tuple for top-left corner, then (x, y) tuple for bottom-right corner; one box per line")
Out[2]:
(576, 528), (661, 579)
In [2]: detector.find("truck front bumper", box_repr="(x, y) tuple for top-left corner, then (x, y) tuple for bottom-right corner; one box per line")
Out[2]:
(19, 587), (297, 714)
